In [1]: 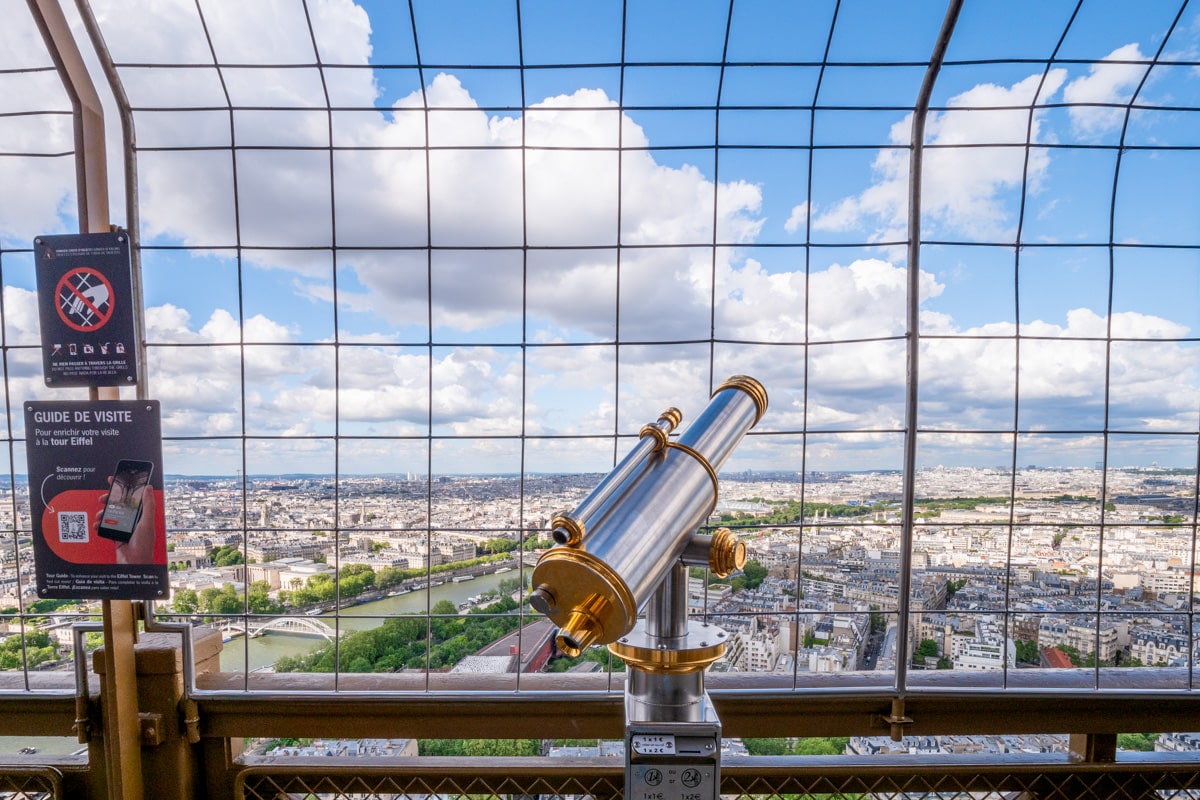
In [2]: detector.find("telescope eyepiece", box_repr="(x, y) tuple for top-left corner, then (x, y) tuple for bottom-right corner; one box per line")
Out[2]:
(550, 514), (584, 547)
(557, 633), (584, 658)
(555, 599), (609, 658)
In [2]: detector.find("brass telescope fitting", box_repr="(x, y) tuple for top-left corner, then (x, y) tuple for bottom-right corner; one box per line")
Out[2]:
(639, 406), (682, 451)
(609, 622), (729, 675)
(549, 513), (584, 547)
(708, 527), (746, 578)
(715, 374), (768, 425)
(549, 407), (684, 550)
(530, 547), (638, 657)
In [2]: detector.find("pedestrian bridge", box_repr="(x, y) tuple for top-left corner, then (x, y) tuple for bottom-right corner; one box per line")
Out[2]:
(220, 616), (343, 642)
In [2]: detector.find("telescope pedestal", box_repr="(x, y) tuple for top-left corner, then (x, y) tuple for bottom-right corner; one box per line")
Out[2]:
(611, 567), (726, 800)
(625, 695), (721, 800)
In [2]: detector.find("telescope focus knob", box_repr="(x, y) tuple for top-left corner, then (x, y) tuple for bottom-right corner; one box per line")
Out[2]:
(708, 527), (747, 578)
(529, 586), (556, 615)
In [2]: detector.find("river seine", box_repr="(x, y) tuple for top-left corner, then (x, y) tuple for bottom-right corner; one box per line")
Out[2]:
(218, 568), (530, 672)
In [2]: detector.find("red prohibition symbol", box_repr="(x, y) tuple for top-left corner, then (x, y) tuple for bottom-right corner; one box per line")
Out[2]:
(55, 267), (114, 332)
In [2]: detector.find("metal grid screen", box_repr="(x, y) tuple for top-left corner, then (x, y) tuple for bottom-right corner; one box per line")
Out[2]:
(233, 758), (1200, 800)
(1, 0), (1199, 716)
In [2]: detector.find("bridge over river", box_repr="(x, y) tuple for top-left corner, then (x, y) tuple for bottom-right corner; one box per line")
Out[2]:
(219, 616), (343, 642)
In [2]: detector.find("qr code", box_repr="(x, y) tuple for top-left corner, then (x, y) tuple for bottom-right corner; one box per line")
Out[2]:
(58, 511), (89, 543)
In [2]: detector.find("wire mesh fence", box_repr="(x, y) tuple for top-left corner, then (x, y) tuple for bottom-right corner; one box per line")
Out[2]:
(0, 0), (1197, 727)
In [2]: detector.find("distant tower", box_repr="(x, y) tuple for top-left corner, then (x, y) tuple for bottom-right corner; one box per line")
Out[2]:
(259, 503), (269, 527)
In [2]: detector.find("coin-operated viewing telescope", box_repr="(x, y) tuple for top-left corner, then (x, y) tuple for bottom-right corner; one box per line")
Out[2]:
(530, 375), (767, 800)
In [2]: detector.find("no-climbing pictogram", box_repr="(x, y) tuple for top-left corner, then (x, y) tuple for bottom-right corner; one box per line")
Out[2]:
(55, 267), (114, 332)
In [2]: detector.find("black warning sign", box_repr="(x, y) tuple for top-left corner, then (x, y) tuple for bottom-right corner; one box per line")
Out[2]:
(34, 232), (139, 388)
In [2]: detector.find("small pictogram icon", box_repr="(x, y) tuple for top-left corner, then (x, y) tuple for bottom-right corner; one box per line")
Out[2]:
(55, 267), (114, 332)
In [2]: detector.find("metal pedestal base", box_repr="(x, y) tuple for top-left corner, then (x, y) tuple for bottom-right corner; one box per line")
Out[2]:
(626, 694), (721, 800)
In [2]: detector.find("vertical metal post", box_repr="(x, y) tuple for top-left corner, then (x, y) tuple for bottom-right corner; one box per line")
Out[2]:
(895, 0), (963, 702)
(26, 2), (144, 799)
(621, 564), (723, 800)
(646, 563), (689, 646)
(1067, 733), (1117, 763)
(100, 599), (143, 800)
(27, 0), (108, 235)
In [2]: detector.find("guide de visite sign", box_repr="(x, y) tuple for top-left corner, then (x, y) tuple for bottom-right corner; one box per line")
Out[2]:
(24, 401), (168, 600)
(33, 231), (138, 387)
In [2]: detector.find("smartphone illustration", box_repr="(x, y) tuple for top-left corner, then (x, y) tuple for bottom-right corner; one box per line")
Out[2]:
(97, 459), (154, 543)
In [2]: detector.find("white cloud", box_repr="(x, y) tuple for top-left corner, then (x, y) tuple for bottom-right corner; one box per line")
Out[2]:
(0, 6), (76, 243)
(714, 257), (944, 344)
(1064, 43), (1149, 136)
(916, 307), (1200, 434)
(813, 70), (1068, 243)
(783, 202), (809, 234)
(129, 60), (766, 339)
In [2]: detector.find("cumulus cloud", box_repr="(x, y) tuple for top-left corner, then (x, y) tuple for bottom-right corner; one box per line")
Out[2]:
(1063, 43), (1149, 136)
(916, 308), (1200, 434)
(813, 70), (1067, 243)
(136, 70), (766, 343)
(714, 257), (944, 344)
(0, 8), (76, 243)
(783, 202), (809, 234)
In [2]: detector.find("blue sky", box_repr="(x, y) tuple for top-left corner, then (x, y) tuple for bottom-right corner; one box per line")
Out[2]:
(1, 0), (1199, 476)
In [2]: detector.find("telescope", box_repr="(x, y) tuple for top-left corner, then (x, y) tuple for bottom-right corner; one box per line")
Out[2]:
(530, 375), (767, 800)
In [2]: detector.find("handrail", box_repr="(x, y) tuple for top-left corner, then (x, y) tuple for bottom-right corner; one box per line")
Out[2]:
(4, 663), (1200, 754)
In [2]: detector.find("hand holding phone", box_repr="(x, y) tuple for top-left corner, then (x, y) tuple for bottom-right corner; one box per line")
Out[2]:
(97, 459), (153, 543)
(114, 482), (156, 565)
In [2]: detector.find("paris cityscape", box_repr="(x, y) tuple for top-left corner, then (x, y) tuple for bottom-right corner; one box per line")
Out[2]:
(3, 462), (1198, 756)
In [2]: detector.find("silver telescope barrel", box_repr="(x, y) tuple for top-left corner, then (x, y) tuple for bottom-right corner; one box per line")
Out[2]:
(530, 375), (767, 656)
(550, 407), (682, 546)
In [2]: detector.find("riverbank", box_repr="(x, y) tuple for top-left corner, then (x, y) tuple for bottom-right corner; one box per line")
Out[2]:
(218, 564), (532, 672)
